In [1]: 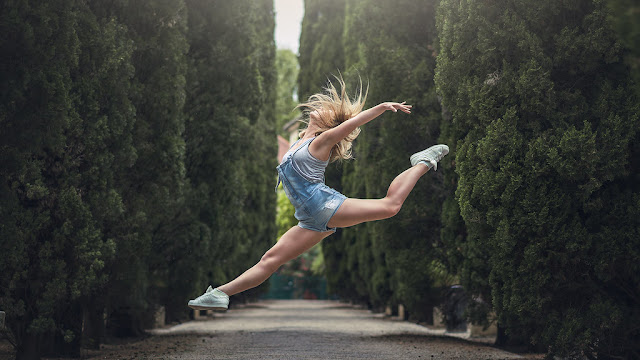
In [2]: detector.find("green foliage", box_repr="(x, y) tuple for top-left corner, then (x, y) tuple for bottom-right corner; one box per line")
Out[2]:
(344, 0), (446, 316)
(608, 0), (640, 96)
(276, 49), (301, 134)
(436, 0), (639, 356)
(0, 0), (130, 356)
(300, 0), (448, 319)
(297, 0), (351, 301)
(91, 0), (194, 332)
(184, 0), (276, 304)
(298, 0), (347, 101)
(1, 0), (277, 357)
(276, 187), (297, 239)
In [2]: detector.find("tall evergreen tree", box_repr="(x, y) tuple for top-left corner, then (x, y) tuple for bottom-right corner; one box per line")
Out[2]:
(298, 0), (447, 315)
(234, 0), (278, 303)
(0, 0), (131, 356)
(88, 0), (193, 333)
(184, 0), (276, 304)
(298, 0), (346, 102)
(276, 49), (301, 135)
(297, 0), (352, 301)
(1, 1), (277, 357)
(436, 0), (639, 356)
(62, 0), (138, 350)
(608, 0), (640, 97)
(339, 0), (444, 318)
(121, 0), (192, 326)
(274, 49), (299, 236)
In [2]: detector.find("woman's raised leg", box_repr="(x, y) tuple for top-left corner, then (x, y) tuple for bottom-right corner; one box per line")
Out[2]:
(217, 226), (332, 296)
(327, 163), (429, 228)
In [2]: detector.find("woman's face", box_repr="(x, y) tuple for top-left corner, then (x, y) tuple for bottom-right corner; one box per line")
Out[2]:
(309, 109), (322, 122)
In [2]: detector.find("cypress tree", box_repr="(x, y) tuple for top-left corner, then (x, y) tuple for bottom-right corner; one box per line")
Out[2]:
(434, 2), (488, 333)
(88, 0), (192, 333)
(337, 0), (444, 318)
(234, 0), (278, 302)
(184, 0), (276, 304)
(298, 0), (346, 101)
(121, 0), (192, 325)
(63, 0), (137, 350)
(0, 0), (128, 356)
(608, 0), (640, 97)
(274, 49), (299, 236)
(436, 0), (639, 356)
(1, 0), (277, 357)
(297, 0), (353, 301)
(276, 49), (301, 135)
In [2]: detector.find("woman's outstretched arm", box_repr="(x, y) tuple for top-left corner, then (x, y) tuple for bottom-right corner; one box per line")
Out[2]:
(315, 102), (411, 150)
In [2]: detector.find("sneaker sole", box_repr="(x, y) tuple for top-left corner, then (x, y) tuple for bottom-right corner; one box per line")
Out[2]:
(188, 304), (228, 311)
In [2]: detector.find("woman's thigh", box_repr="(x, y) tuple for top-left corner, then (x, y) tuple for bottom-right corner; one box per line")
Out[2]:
(264, 225), (333, 265)
(326, 198), (395, 229)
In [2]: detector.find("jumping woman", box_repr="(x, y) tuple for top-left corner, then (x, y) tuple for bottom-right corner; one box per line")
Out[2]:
(188, 78), (449, 310)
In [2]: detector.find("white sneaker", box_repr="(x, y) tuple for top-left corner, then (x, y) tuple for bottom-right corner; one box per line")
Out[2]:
(188, 286), (229, 310)
(410, 144), (449, 171)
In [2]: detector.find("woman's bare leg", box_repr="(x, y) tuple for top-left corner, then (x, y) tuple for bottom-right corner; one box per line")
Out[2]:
(217, 226), (332, 296)
(327, 163), (429, 228)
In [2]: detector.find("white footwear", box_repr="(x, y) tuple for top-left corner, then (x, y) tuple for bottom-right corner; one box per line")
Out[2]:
(410, 144), (449, 171)
(188, 286), (229, 310)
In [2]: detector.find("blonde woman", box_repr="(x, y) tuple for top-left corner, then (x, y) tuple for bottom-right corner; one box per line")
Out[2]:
(188, 79), (449, 310)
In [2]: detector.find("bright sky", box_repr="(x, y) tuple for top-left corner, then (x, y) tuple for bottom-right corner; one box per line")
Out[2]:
(274, 0), (304, 54)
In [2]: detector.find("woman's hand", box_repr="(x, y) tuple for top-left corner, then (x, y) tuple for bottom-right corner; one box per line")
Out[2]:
(314, 101), (413, 153)
(380, 101), (412, 114)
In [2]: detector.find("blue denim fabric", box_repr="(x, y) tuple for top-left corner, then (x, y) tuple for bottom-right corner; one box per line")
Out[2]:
(276, 142), (346, 232)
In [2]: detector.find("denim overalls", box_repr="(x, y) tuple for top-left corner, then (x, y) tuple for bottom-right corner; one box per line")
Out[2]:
(276, 137), (347, 232)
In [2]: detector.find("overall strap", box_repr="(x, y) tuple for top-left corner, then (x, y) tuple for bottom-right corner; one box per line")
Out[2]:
(275, 137), (316, 192)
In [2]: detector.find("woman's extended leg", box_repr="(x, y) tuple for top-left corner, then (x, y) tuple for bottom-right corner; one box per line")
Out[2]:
(327, 163), (429, 228)
(217, 226), (332, 296)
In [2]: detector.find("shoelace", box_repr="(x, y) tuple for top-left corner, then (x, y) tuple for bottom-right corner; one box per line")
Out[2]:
(428, 150), (445, 171)
(429, 159), (438, 171)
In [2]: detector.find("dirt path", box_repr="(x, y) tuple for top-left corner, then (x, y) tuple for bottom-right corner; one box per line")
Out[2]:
(0, 300), (543, 359)
(122, 300), (540, 359)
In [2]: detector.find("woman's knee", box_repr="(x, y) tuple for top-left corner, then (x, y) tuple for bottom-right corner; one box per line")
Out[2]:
(259, 251), (283, 273)
(383, 200), (402, 218)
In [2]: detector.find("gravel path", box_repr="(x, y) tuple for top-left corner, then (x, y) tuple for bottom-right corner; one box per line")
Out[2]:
(6, 300), (542, 359)
(140, 300), (539, 360)
(152, 300), (451, 337)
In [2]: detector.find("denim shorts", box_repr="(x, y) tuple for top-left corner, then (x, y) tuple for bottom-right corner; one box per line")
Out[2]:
(276, 159), (346, 232)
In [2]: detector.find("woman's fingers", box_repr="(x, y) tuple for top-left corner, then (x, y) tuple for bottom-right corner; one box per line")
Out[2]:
(397, 102), (412, 113)
(385, 102), (412, 114)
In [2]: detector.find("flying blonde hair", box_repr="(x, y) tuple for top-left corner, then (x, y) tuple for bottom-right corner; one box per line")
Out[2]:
(296, 76), (368, 163)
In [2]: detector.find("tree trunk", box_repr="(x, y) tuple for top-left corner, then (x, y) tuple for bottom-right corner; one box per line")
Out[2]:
(82, 300), (105, 350)
(42, 303), (83, 358)
(15, 333), (41, 360)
